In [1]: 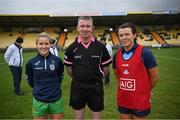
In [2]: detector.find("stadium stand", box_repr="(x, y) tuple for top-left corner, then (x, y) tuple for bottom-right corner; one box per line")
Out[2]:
(42, 27), (59, 40)
(156, 25), (180, 45)
(64, 30), (78, 48)
(57, 32), (67, 49)
(23, 33), (38, 48)
(137, 35), (159, 47)
(1, 25), (180, 50)
(151, 31), (167, 45)
(0, 28), (21, 48)
(110, 31), (120, 48)
(93, 26), (105, 40)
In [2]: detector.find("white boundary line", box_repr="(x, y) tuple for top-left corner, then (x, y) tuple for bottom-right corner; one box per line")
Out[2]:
(155, 55), (180, 61)
(1, 55), (180, 64)
(0, 58), (30, 65)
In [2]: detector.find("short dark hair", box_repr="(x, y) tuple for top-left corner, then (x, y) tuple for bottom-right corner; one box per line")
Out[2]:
(117, 23), (137, 35)
(100, 37), (106, 42)
(117, 23), (137, 43)
(16, 37), (23, 43)
(50, 39), (56, 44)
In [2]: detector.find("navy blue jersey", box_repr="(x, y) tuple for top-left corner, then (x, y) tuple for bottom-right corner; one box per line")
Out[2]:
(64, 37), (112, 84)
(113, 43), (157, 69)
(26, 53), (64, 102)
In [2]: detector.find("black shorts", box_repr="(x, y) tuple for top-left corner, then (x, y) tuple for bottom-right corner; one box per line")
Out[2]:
(69, 80), (104, 112)
(118, 106), (151, 117)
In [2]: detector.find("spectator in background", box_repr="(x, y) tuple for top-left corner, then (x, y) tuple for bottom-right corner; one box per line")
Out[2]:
(4, 37), (24, 96)
(50, 39), (59, 56)
(113, 23), (159, 119)
(64, 16), (112, 119)
(26, 33), (64, 119)
(100, 37), (113, 86)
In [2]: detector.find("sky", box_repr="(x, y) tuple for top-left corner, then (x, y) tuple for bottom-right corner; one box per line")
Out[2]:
(0, 0), (180, 16)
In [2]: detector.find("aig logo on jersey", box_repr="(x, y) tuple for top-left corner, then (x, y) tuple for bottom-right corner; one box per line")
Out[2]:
(49, 62), (55, 71)
(120, 78), (135, 91)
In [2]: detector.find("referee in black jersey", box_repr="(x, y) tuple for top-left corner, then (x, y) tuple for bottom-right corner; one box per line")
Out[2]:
(64, 16), (112, 119)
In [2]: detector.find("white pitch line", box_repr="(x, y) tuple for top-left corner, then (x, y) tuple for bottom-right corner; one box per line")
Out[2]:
(155, 55), (180, 61)
(0, 58), (31, 65)
(1, 55), (179, 64)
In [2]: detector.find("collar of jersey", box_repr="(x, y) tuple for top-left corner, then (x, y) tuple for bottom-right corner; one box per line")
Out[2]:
(37, 52), (52, 59)
(77, 36), (95, 43)
(77, 36), (95, 49)
(122, 43), (138, 53)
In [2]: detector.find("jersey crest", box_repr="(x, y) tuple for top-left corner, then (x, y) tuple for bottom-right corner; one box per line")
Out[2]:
(49, 60), (55, 71)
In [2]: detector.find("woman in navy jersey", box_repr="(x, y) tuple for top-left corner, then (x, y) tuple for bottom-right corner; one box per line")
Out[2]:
(113, 23), (159, 119)
(26, 33), (64, 119)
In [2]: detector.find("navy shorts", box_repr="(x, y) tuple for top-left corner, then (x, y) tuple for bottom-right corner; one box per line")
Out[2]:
(118, 106), (151, 117)
(70, 80), (104, 112)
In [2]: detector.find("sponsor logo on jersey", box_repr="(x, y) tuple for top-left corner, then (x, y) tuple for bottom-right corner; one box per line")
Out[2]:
(122, 64), (129, 67)
(120, 78), (135, 91)
(74, 55), (82, 59)
(35, 67), (43, 70)
(35, 60), (40, 65)
(91, 55), (100, 58)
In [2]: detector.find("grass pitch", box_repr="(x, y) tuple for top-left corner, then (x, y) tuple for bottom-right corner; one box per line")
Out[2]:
(0, 48), (180, 119)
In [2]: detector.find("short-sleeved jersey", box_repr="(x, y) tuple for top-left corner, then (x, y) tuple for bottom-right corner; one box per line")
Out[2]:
(64, 36), (112, 84)
(113, 43), (157, 69)
(113, 44), (157, 110)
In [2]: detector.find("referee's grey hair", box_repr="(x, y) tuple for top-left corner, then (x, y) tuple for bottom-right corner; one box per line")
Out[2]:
(78, 16), (93, 25)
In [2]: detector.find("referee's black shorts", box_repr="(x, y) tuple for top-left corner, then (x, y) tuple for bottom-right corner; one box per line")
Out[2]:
(69, 80), (104, 112)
